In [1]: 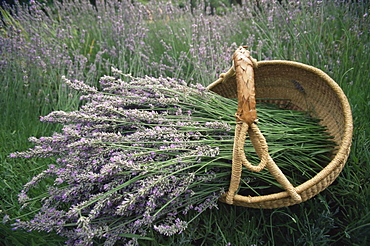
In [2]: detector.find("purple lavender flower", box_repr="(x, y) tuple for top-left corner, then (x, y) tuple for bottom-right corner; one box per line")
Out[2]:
(10, 73), (232, 245)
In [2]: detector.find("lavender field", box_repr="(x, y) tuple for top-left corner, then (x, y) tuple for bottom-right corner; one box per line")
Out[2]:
(1, 0), (369, 245)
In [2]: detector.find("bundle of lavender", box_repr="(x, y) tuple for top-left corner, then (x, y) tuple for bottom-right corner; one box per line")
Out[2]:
(10, 68), (336, 245)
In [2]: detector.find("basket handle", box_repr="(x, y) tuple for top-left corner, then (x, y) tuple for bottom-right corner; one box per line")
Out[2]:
(225, 47), (302, 205)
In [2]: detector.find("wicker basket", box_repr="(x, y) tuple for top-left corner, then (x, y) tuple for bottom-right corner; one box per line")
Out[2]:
(207, 57), (353, 209)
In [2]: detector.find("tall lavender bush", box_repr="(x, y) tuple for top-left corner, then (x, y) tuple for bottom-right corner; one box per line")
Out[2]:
(2, 0), (367, 97)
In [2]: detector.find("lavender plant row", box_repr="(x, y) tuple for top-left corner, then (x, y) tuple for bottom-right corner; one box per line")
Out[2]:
(3, 0), (352, 90)
(9, 69), (336, 246)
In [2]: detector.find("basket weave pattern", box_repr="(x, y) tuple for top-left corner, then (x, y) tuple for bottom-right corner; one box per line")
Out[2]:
(208, 60), (353, 209)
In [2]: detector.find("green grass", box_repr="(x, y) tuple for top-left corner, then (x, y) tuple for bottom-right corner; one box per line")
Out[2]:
(1, 0), (369, 245)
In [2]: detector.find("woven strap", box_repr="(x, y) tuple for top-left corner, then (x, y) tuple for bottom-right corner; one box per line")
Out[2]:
(225, 46), (302, 205)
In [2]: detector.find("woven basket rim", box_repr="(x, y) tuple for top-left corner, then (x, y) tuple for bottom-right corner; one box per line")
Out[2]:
(208, 60), (353, 206)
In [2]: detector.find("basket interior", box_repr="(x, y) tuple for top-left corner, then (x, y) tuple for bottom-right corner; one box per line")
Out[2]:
(209, 61), (349, 149)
